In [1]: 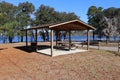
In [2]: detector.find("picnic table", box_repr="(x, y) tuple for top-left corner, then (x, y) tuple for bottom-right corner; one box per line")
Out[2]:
(57, 41), (84, 49)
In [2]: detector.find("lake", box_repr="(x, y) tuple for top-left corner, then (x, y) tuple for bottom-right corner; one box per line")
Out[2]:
(0, 36), (119, 44)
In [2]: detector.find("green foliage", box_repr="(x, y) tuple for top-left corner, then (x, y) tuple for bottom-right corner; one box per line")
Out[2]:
(35, 4), (79, 24)
(35, 4), (79, 41)
(87, 6), (104, 39)
(0, 1), (17, 25)
(16, 1), (35, 42)
(2, 21), (18, 43)
(0, 1), (79, 43)
(104, 7), (116, 18)
(103, 8), (120, 43)
(0, 1), (18, 43)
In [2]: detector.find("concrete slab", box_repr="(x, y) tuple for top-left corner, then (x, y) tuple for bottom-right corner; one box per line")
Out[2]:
(37, 48), (87, 57)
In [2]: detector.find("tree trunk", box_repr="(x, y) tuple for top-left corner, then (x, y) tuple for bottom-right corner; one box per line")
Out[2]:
(3, 30), (6, 43)
(58, 31), (61, 41)
(42, 33), (46, 42)
(106, 36), (109, 45)
(2, 36), (6, 43)
(9, 36), (13, 43)
(46, 31), (49, 41)
(21, 35), (23, 42)
(98, 35), (102, 41)
(18, 36), (20, 42)
(113, 36), (117, 42)
(63, 32), (67, 40)
(100, 36), (101, 41)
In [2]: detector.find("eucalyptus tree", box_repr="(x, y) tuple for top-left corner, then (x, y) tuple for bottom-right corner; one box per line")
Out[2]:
(35, 4), (55, 41)
(53, 12), (80, 40)
(112, 8), (120, 41)
(2, 21), (18, 43)
(88, 6), (120, 42)
(35, 4), (79, 41)
(35, 4), (57, 24)
(102, 17), (117, 43)
(115, 8), (120, 37)
(17, 1), (35, 42)
(87, 6), (104, 40)
(0, 1), (17, 43)
(103, 7), (120, 42)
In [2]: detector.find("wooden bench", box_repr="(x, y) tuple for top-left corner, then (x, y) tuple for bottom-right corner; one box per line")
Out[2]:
(57, 41), (77, 50)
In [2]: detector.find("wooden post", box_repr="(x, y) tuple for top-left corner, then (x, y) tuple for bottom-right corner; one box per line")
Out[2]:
(118, 41), (120, 52)
(98, 41), (100, 50)
(69, 30), (71, 50)
(25, 30), (28, 46)
(35, 29), (37, 43)
(56, 31), (58, 47)
(35, 29), (38, 51)
(93, 30), (95, 41)
(51, 30), (54, 56)
(87, 29), (90, 50)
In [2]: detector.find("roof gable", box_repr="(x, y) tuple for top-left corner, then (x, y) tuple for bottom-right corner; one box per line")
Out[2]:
(21, 20), (95, 31)
(49, 20), (95, 30)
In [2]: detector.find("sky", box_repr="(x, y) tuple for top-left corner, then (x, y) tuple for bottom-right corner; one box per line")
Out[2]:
(3, 0), (120, 22)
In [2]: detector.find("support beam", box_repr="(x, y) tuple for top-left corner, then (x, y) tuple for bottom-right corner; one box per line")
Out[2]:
(118, 40), (120, 52)
(25, 30), (28, 46)
(51, 30), (54, 56)
(69, 30), (71, 50)
(35, 29), (37, 43)
(87, 29), (90, 50)
(93, 30), (95, 41)
(56, 31), (58, 47)
(35, 29), (38, 51)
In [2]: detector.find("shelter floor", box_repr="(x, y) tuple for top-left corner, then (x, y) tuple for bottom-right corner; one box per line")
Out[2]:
(37, 48), (87, 57)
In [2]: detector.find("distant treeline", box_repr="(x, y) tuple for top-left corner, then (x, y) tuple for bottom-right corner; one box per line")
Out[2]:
(0, 1), (120, 44)
(0, 1), (79, 43)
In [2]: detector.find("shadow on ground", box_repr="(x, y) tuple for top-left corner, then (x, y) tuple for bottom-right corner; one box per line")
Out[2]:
(14, 45), (72, 53)
(14, 45), (51, 53)
(0, 48), (8, 50)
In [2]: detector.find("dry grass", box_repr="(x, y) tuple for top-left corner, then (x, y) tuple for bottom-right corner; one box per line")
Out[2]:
(0, 42), (120, 80)
(100, 42), (118, 47)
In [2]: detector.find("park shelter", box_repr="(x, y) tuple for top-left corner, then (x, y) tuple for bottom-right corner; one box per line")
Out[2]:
(21, 20), (95, 56)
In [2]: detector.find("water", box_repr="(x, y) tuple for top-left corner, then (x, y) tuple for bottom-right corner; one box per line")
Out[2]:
(0, 36), (119, 44)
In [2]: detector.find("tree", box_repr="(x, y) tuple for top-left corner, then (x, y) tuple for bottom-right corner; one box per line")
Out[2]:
(88, 6), (120, 43)
(103, 7), (120, 42)
(2, 21), (18, 43)
(0, 1), (17, 43)
(17, 1), (35, 42)
(35, 4), (79, 41)
(87, 6), (104, 40)
(102, 17), (117, 44)
(115, 8), (120, 37)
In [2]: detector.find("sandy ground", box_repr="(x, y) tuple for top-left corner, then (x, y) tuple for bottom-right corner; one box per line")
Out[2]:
(0, 42), (120, 80)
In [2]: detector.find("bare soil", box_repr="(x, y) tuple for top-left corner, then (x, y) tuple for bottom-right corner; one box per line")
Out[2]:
(0, 42), (120, 80)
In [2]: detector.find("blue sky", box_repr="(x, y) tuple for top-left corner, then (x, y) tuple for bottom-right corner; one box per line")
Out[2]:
(4, 0), (120, 22)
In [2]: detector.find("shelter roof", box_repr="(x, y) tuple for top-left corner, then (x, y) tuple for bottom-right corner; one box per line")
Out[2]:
(21, 20), (95, 31)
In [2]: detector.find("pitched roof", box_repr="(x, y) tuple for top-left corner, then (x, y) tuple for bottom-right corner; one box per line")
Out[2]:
(21, 19), (95, 31)
(49, 20), (95, 30)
